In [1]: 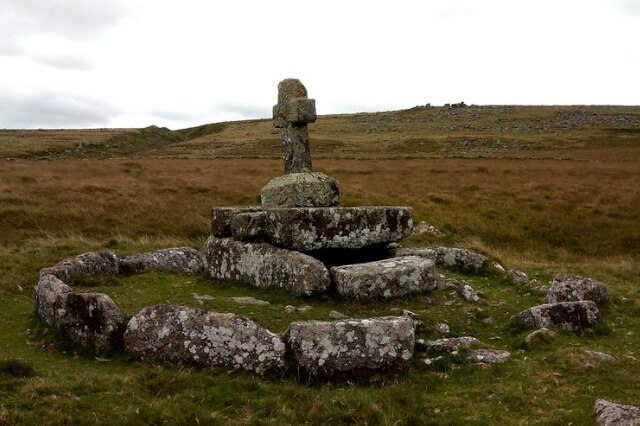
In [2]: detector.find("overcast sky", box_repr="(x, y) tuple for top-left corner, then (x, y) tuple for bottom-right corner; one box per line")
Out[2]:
(1, 0), (639, 129)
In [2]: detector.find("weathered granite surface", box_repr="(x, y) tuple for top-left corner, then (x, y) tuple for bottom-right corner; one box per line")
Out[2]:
(417, 336), (480, 353)
(331, 256), (436, 300)
(123, 304), (286, 374)
(119, 247), (203, 274)
(395, 247), (486, 272)
(231, 206), (414, 251)
(39, 251), (119, 282)
(510, 301), (602, 331)
(468, 349), (510, 364)
(56, 292), (126, 352)
(211, 206), (262, 237)
(547, 273), (610, 304)
(260, 172), (340, 208)
(594, 399), (640, 426)
(202, 236), (331, 296)
(285, 316), (415, 377)
(33, 273), (125, 352)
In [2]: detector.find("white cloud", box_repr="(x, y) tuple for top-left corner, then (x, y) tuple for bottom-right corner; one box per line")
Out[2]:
(1, 0), (639, 128)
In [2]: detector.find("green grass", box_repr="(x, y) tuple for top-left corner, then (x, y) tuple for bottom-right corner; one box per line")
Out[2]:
(1, 105), (639, 424)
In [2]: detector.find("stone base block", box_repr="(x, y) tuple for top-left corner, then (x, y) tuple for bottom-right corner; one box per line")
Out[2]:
(230, 206), (413, 251)
(331, 256), (437, 300)
(211, 206), (262, 237)
(202, 236), (331, 296)
(285, 316), (415, 377)
(124, 304), (286, 374)
(260, 172), (340, 208)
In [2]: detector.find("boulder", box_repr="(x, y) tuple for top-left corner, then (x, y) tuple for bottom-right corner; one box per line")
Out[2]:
(123, 305), (286, 374)
(458, 284), (480, 303)
(118, 247), (203, 274)
(56, 292), (126, 352)
(510, 301), (601, 331)
(468, 349), (510, 364)
(202, 236), (331, 296)
(524, 327), (557, 348)
(39, 251), (119, 282)
(395, 247), (486, 272)
(547, 273), (609, 304)
(594, 399), (640, 426)
(211, 206), (262, 237)
(331, 256), (436, 300)
(33, 273), (72, 328)
(509, 269), (530, 283)
(230, 206), (414, 251)
(284, 316), (415, 377)
(417, 336), (480, 354)
(260, 172), (340, 208)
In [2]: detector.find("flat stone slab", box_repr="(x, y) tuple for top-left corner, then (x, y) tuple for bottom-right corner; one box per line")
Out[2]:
(123, 304), (286, 374)
(395, 247), (486, 272)
(468, 349), (510, 364)
(119, 247), (203, 274)
(230, 206), (414, 251)
(594, 399), (640, 426)
(510, 301), (601, 331)
(202, 236), (331, 296)
(285, 316), (415, 377)
(547, 273), (609, 304)
(260, 172), (340, 208)
(331, 256), (436, 300)
(417, 336), (480, 353)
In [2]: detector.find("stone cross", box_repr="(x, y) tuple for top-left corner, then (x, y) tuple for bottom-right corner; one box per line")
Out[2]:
(272, 79), (317, 174)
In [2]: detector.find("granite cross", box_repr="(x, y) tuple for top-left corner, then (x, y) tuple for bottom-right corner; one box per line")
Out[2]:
(272, 79), (317, 174)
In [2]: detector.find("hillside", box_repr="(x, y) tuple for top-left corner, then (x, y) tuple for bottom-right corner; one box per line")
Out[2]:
(2, 105), (640, 161)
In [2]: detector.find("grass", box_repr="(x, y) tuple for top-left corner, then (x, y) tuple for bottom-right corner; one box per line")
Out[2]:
(0, 105), (639, 424)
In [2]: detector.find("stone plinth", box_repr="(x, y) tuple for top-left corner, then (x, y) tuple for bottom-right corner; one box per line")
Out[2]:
(202, 236), (331, 296)
(331, 256), (436, 300)
(260, 172), (340, 208)
(229, 206), (413, 251)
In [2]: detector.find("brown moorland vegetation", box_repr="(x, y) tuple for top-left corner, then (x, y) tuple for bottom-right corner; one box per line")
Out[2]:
(0, 105), (639, 424)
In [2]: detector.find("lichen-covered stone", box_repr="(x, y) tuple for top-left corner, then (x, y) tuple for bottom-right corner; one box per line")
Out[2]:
(260, 172), (340, 208)
(33, 273), (72, 328)
(510, 301), (601, 331)
(285, 316), (415, 377)
(273, 98), (317, 126)
(56, 292), (126, 352)
(119, 247), (203, 274)
(468, 349), (510, 364)
(524, 327), (557, 348)
(202, 236), (330, 296)
(509, 269), (530, 283)
(594, 399), (640, 426)
(211, 206), (262, 237)
(231, 206), (414, 251)
(547, 273), (610, 304)
(395, 247), (486, 272)
(123, 305), (286, 374)
(39, 251), (119, 282)
(417, 336), (480, 353)
(331, 256), (436, 300)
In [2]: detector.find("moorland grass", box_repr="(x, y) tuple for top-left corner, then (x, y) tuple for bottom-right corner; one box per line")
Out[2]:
(0, 106), (639, 424)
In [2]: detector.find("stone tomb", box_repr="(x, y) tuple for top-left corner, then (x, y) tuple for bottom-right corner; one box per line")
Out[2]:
(204, 78), (437, 300)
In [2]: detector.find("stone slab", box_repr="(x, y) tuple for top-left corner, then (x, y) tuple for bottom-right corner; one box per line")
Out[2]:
(211, 206), (262, 237)
(260, 172), (340, 208)
(123, 304), (286, 374)
(594, 399), (640, 426)
(119, 247), (203, 274)
(395, 247), (486, 272)
(39, 251), (119, 282)
(202, 236), (331, 296)
(510, 301), (601, 331)
(284, 316), (415, 377)
(331, 256), (436, 300)
(230, 206), (414, 251)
